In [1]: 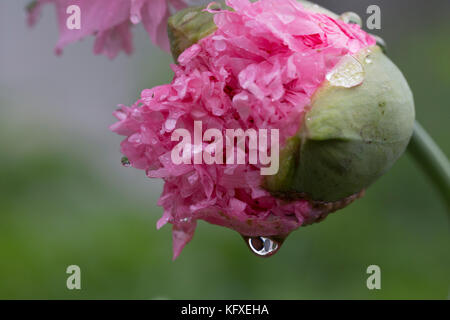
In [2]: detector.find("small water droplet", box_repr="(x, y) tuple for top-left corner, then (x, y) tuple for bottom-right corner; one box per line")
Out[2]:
(372, 35), (387, 53)
(165, 118), (177, 131)
(365, 56), (373, 64)
(326, 55), (365, 88)
(121, 156), (131, 167)
(214, 39), (227, 51)
(339, 12), (362, 27)
(130, 14), (141, 25)
(206, 2), (222, 12)
(242, 235), (284, 257)
(276, 13), (295, 24)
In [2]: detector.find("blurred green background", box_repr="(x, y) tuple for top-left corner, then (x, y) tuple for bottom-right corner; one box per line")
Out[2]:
(0, 0), (448, 299)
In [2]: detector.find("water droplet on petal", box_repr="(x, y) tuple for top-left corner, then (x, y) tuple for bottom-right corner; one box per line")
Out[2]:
(165, 118), (177, 131)
(326, 55), (365, 88)
(339, 12), (362, 27)
(130, 14), (141, 25)
(365, 56), (373, 64)
(276, 13), (295, 24)
(242, 235), (285, 257)
(121, 156), (131, 167)
(214, 39), (227, 51)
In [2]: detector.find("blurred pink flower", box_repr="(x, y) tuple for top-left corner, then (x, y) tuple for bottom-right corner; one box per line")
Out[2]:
(111, 0), (375, 258)
(27, 0), (188, 58)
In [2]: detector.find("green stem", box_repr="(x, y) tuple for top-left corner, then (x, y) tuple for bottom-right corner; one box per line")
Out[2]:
(408, 122), (450, 212)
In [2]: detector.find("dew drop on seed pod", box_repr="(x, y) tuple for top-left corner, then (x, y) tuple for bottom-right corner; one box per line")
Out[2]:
(372, 35), (387, 53)
(121, 156), (131, 167)
(206, 2), (223, 12)
(242, 235), (284, 257)
(339, 12), (362, 27)
(326, 55), (365, 88)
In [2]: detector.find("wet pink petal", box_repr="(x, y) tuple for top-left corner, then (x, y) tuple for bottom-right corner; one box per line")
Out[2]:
(93, 21), (133, 59)
(27, 0), (189, 57)
(140, 0), (171, 52)
(172, 221), (196, 260)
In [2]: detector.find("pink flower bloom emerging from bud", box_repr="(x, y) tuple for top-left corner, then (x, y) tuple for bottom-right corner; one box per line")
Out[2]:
(27, 0), (188, 58)
(111, 0), (375, 259)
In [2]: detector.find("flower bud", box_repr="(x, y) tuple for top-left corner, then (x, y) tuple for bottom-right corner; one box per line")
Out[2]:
(113, 0), (415, 258)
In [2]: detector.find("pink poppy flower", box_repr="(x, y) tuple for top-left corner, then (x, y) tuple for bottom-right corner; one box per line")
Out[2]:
(111, 0), (380, 259)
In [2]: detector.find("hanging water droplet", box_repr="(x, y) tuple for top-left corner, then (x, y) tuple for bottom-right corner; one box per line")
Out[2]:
(372, 35), (387, 53)
(326, 55), (365, 88)
(339, 12), (362, 27)
(121, 156), (131, 167)
(242, 235), (284, 257)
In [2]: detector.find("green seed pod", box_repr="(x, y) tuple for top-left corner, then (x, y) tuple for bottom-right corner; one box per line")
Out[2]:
(264, 47), (415, 201)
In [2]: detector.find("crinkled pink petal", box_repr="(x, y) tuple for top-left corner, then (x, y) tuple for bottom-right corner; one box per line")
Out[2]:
(140, 0), (171, 52)
(93, 21), (133, 59)
(111, 0), (376, 258)
(172, 221), (196, 260)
